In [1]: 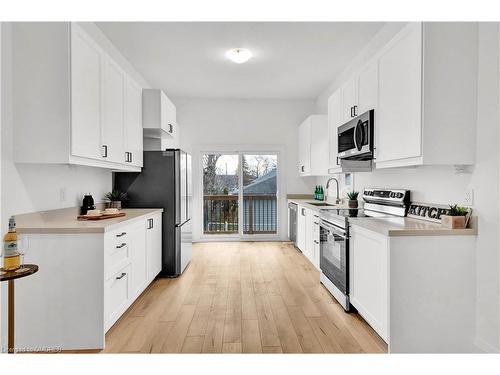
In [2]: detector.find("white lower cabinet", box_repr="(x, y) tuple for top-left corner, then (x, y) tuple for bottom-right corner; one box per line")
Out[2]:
(104, 264), (131, 333)
(146, 213), (163, 281)
(103, 213), (162, 332)
(349, 225), (389, 342)
(311, 214), (320, 270)
(293, 203), (321, 271)
(297, 205), (307, 252)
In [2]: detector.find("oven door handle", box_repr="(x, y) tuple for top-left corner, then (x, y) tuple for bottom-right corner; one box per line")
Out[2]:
(320, 219), (347, 238)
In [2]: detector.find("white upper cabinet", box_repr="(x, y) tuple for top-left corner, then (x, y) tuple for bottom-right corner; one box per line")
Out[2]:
(328, 89), (343, 174)
(310, 116), (329, 175)
(322, 22), (477, 171)
(12, 22), (144, 172)
(102, 56), (126, 164)
(124, 78), (144, 167)
(298, 115), (328, 176)
(298, 117), (312, 175)
(377, 23), (423, 164)
(70, 24), (103, 161)
(341, 78), (358, 123)
(143, 89), (178, 145)
(357, 59), (378, 115)
(375, 22), (477, 168)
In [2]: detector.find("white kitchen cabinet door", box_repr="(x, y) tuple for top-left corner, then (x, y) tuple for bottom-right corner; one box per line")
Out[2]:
(310, 115), (329, 176)
(296, 205), (307, 252)
(311, 214), (320, 270)
(349, 225), (389, 341)
(357, 59), (378, 114)
(161, 91), (177, 137)
(128, 221), (148, 299)
(124, 77), (143, 167)
(298, 118), (311, 175)
(70, 23), (103, 161)
(304, 208), (314, 262)
(377, 23), (422, 164)
(102, 56), (126, 164)
(328, 89), (343, 173)
(146, 214), (162, 282)
(341, 77), (358, 123)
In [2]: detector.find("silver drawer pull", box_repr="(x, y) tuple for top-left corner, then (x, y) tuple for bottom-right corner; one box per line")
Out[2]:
(116, 232), (127, 237)
(314, 222), (319, 225)
(314, 240), (319, 244)
(116, 243), (127, 249)
(116, 272), (126, 280)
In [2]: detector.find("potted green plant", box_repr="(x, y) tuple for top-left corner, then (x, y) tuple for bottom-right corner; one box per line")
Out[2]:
(347, 191), (359, 208)
(104, 190), (128, 210)
(441, 204), (468, 229)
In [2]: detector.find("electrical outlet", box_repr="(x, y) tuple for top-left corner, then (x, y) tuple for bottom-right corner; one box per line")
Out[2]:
(60, 187), (67, 202)
(464, 188), (474, 206)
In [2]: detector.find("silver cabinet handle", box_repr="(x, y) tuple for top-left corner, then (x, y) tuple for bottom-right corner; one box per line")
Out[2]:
(314, 240), (319, 244)
(116, 243), (127, 249)
(301, 208), (306, 216)
(102, 145), (108, 158)
(116, 272), (126, 280)
(116, 232), (127, 237)
(314, 222), (319, 225)
(168, 124), (173, 133)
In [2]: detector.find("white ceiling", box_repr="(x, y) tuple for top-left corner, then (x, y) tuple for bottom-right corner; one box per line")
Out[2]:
(96, 22), (385, 99)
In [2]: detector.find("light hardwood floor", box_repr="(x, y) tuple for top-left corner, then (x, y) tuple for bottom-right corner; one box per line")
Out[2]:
(103, 242), (387, 354)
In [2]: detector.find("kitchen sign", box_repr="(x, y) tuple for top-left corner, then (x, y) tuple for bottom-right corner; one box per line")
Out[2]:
(407, 203), (451, 223)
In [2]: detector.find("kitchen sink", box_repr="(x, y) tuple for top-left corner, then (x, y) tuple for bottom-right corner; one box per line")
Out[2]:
(307, 202), (335, 207)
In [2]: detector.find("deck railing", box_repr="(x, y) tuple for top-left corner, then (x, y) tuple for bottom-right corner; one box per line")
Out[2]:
(203, 194), (277, 234)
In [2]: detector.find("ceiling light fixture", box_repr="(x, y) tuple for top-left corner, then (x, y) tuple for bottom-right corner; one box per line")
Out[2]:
(226, 48), (253, 64)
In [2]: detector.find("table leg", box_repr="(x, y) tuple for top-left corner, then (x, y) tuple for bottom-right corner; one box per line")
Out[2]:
(8, 279), (14, 354)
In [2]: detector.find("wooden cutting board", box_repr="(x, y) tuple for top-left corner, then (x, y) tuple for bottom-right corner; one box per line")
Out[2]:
(77, 212), (126, 221)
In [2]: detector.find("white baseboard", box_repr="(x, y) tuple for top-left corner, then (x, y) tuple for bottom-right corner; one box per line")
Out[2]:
(474, 337), (500, 353)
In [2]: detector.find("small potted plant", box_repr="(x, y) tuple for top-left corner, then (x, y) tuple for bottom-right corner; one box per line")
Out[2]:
(347, 191), (359, 208)
(104, 190), (128, 210)
(441, 204), (468, 229)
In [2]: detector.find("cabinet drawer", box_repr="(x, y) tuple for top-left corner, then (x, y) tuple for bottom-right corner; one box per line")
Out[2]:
(105, 227), (131, 275)
(104, 264), (131, 331)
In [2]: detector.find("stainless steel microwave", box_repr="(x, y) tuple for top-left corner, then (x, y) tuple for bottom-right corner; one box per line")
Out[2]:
(337, 109), (374, 160)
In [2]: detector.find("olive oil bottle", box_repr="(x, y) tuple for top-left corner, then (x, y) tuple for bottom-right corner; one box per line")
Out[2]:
(3, 217), (20, 271)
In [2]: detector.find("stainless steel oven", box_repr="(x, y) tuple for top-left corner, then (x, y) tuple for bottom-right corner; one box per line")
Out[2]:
(319, 218), (350, 311)
(337, 109), (374, 160)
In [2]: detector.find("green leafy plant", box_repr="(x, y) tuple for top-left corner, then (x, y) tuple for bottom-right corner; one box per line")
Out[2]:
(448, 204), (468, 216)
(104, 190), (128, 202)
(347, 191), (359, 200)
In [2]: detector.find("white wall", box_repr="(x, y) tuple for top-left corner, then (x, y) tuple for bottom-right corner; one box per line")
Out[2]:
(316, 23), (500, 352)
(174, 98), (317, 241)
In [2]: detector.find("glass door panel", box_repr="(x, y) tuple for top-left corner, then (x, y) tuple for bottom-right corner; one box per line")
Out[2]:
(241, 154), (278, 235)
(202, 154), (239, 235)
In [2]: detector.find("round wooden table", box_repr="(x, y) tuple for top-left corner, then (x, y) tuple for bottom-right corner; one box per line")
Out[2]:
(0, 264), (38, 354)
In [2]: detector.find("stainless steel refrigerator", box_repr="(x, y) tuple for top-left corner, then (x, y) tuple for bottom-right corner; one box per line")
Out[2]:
(114, 149), (192, 277)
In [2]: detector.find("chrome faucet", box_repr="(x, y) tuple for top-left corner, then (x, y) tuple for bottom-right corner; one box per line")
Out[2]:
(325, 177), (341, 204)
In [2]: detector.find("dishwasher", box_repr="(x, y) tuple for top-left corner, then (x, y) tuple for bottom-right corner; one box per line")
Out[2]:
(288, 202), (298, 246)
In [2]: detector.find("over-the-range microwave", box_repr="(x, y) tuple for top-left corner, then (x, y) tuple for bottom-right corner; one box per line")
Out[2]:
(337, 109), (374, 161)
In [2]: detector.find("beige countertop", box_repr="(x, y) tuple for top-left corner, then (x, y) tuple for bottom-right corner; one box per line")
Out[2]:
(349, 216), (477, 237)
(287, 196), (477, 237)
(15, 207), (164, 234)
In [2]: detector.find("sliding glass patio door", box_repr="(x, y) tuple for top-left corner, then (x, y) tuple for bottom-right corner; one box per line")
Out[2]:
(202, 152), (278, 238)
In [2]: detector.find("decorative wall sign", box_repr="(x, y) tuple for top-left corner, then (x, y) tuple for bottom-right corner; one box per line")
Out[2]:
(407, 202), (451, 223)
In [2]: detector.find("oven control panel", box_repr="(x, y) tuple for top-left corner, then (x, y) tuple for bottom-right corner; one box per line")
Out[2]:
(363, 188), (410, 205)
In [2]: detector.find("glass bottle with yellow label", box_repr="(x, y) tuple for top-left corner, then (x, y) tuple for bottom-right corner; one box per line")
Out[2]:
(3, 217), (20, 271)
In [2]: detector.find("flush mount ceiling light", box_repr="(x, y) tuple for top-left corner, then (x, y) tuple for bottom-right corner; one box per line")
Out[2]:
(225, 48), (253, 64)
